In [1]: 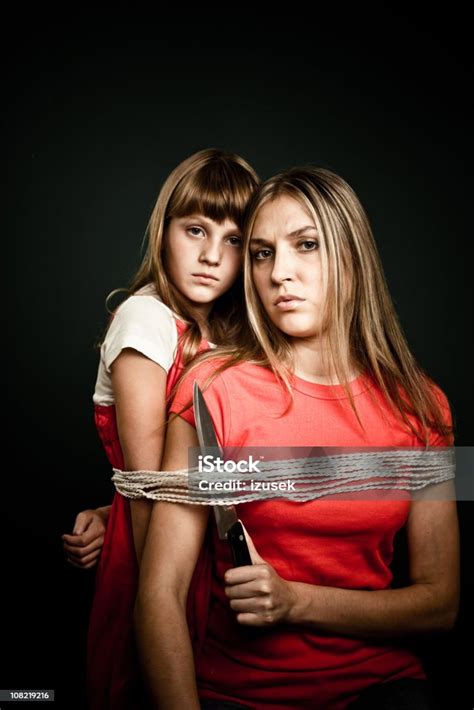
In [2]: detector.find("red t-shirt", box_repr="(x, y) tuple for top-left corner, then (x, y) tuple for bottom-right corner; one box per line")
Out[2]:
(170, 360), (451, 710)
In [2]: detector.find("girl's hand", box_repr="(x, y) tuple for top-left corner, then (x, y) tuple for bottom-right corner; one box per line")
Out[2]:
(62, 507), (108, 569)
(224, 525), (297, 627)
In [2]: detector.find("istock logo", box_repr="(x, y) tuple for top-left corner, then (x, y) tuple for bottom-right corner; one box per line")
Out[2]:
(198, 455), (262, 473)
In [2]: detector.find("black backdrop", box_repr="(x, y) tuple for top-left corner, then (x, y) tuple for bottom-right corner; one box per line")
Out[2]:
(4, 8), (473, 709)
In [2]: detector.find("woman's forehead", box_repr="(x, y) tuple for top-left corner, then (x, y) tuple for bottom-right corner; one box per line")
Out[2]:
(251, 195), (315, 237)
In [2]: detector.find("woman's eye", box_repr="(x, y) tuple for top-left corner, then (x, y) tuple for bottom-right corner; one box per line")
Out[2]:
(298, 240), (319, 251)
(252, 249), (273, 260)
(226, 236), (242, 247)
(188, 226), (205, 237)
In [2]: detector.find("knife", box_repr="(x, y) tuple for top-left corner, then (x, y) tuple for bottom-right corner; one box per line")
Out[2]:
(193, 382), (252, 567)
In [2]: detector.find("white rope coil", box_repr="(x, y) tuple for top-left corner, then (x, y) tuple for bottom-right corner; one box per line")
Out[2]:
(111, 448), (455, 505)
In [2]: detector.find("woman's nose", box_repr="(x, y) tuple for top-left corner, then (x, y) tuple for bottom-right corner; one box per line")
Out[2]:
(271, 249), (294, 284)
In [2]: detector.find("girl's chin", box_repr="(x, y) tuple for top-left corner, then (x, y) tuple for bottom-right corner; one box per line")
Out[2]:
(181, 287), (226, 305)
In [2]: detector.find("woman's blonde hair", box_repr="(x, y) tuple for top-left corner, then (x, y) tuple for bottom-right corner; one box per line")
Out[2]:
(109, 148), (259, 363)
(189, 166), (451, 444)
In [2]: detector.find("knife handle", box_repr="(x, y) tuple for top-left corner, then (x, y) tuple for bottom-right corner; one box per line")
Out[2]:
(227, 520), (252, 567)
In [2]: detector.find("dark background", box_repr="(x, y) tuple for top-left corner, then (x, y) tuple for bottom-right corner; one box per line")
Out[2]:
(4, 8), (472, 709)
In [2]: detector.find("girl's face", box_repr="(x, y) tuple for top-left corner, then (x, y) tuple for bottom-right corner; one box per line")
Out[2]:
(250, 194), (326, 341)
(164, 214), (243, 306)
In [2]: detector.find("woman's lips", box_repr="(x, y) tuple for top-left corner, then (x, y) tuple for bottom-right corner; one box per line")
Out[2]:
(274, 295), (305, 310)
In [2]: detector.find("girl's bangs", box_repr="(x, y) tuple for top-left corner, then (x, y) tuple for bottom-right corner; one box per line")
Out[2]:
(169, 171), (254, 228)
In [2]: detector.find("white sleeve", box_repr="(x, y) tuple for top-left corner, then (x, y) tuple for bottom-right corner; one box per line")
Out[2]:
(102, 295), (178, 374)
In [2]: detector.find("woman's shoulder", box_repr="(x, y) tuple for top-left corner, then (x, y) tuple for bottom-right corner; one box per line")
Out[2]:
(426, 379), (453, 442)
(390, 375), (453, 445)
(189, 358), (273, 389)
(427, 379), (450, 411)
(172, 358), (274, 413)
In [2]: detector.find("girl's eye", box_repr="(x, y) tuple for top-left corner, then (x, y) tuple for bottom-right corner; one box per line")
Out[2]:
(298, 240), (319, 251)
(226, 236), (242, 247)
(252, 248), (273, 261)
(188, 226), (205, 237)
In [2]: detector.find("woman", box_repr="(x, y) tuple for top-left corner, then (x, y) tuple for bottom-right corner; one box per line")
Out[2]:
(63, 148), (259, 709)
(135, 167), (459, 709)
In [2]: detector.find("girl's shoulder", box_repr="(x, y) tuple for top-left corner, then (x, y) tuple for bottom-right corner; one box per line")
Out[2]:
(105, 283), (183, 345)
(100, 284), (179, 375)
(117, 283), (177, 322)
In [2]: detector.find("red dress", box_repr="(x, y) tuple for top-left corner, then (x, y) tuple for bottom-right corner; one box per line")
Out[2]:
(87, 319), (212, 709)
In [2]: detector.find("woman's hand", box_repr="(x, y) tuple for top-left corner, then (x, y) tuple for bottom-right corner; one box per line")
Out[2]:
(62, 506), (109, 569)
(223, 499), (459, 639)
(224, 525), (297, 627)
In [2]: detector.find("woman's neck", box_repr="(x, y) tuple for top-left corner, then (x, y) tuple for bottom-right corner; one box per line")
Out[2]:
(290, 337), (358, 385)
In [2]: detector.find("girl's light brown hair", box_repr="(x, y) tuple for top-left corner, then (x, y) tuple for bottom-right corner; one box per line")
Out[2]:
(109, 148), (259, 362)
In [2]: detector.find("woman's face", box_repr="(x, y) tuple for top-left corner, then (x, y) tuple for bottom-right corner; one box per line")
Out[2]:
(250, 194), (326, 340)
(164, 214), (243, 306)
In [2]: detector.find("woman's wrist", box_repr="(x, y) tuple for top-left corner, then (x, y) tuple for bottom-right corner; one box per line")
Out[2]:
(285, 580), (309, 625)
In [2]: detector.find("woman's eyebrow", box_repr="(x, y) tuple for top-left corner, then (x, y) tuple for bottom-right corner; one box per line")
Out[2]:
(287, 226), (317, 238)
(251, 226), (317, 244)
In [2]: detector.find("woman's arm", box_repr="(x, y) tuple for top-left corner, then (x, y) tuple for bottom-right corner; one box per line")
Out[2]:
(226, 493), (460, 640)
(111, 348), (168, 563)
(134, 415), (209, 709)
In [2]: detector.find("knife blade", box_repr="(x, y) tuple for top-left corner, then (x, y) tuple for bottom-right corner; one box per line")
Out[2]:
(193, 382), (252, 567)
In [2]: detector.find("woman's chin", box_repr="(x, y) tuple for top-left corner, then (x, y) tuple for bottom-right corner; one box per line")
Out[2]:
(270, 316), (321, 340)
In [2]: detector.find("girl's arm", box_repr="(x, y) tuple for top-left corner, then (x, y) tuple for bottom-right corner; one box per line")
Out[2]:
(62, 506), (110, 568)
(226, 490), (460, 639)
(134, 415), (208, 709)
(111, 348), (168, 563)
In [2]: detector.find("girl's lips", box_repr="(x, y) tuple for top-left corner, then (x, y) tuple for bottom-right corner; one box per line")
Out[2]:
(192, 273), (219, 284)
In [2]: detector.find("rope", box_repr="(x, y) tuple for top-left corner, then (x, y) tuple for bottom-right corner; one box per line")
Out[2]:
(111, 448), (455, 504)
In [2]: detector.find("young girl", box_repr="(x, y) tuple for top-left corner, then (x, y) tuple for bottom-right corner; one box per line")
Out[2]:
(63, 148), (259, 710)
(135, 167), (459, 709)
